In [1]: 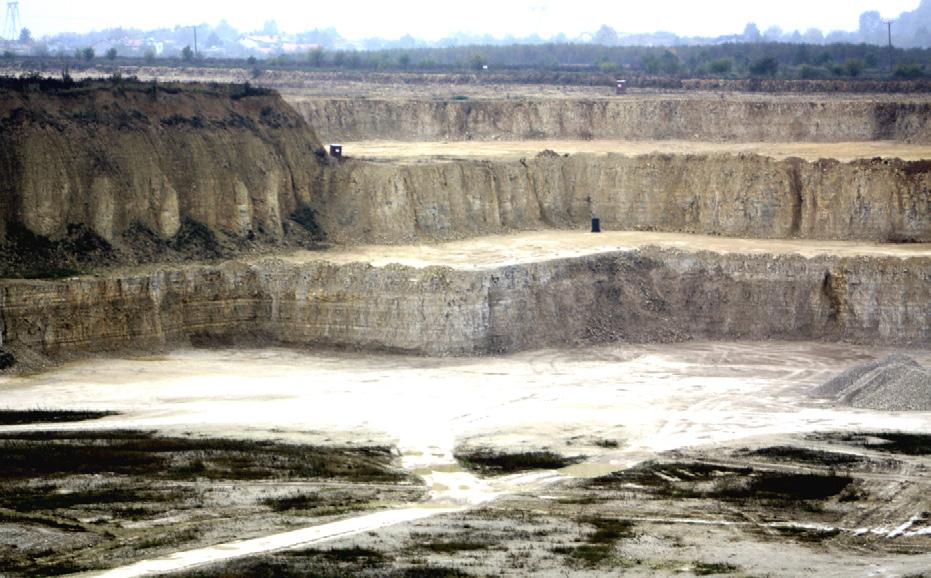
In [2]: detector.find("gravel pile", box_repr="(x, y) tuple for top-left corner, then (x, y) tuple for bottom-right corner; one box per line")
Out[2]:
(813, 354), (931, 411)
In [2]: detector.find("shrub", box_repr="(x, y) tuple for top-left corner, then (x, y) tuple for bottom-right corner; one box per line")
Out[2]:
(709, 59), (733, 75)
(749, 56), (779, 76)
(843, 59), (864, 77)
(894, 63), (924, 79)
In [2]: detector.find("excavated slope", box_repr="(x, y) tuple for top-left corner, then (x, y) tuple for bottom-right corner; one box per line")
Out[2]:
(315, 153), (930, 244)
(0, 244), (926, 363)
(0, 81), (326, 263)
(294, 97), (931, 143)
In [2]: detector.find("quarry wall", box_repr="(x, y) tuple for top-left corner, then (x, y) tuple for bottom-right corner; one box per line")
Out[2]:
(0, 248), (927, 364)
(294, 97), (931, 143)
(0, 82), (326, 249)
(316, 154), (930, 244)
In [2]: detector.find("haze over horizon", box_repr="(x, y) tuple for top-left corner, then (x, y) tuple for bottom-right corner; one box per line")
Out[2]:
(16, 0), (923, 40)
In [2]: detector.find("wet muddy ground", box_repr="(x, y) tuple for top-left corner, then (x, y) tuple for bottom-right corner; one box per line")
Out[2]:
(0, 342), (928, 576)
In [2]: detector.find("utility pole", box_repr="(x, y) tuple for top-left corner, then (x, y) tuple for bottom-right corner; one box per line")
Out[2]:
(3, 1), (20, 43)
(193, 26), (198, 58)
(887, 21), (894, 75)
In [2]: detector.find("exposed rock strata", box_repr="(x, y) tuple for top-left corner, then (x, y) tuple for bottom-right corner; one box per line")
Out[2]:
(295, 98), (931, 143)
(1, 248), (926, 364)
(316, 154), (930, 244)
(0, 81), (326, 258)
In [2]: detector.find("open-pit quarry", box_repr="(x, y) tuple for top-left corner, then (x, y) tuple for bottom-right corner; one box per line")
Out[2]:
(0, 74), (929, 577)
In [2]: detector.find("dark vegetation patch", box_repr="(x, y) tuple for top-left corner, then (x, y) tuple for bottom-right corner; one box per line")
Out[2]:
(420, 540), (496, 554)
(396, 569), (470, 578)
(454, 448), (583, 475)
(0, 430), (408, 482)
(171, 547), (467, 578)
(0, 409), (118, 425)
(718, 472), (853, 502)
(812, 432), (931, 456)
(0, 483), (193, 513)
(772, 525), (842, 543)
(589, 461), (853, 502)
(261, 491), (374, 516)
(552, 517), (635, 567)
(0, 430), (418, 577)
(692, 562), (740, 575)
(738, 445), (865, 467)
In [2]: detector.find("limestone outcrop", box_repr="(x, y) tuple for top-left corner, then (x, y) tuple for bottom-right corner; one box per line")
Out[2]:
(294, 97), (931, 143)
(1, 247), (926, 366)
(316, 154), (930, 244)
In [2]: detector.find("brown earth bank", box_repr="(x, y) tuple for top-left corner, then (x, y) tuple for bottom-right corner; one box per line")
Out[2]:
(0, 233), (927, 369)
(293, 95), (931, 143)
(316, 153), (930, 244)
(0, 78), (328, 277)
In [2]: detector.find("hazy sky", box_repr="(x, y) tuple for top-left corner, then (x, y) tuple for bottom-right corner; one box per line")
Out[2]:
(17, 0), (921, 39)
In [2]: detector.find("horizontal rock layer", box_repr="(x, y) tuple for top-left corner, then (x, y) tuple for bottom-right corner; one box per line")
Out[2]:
(294, 97), (931, 143)
(1, 247), (927, 362)
(316, 154), (930, 244)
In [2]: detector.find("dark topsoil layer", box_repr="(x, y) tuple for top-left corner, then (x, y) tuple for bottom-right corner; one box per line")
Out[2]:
(0, 429), (408, 482)
(0, 429), (421, 577)
(0, 409), (118, 425)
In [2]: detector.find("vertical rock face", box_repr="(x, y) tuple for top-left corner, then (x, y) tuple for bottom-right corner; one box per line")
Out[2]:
(294, 97), (931, 143)
(0, 80), (326, 254)
(0, 249), (926, 363)
(316, 154), (930, 244)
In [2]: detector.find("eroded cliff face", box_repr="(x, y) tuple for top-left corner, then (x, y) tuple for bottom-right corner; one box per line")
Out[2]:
(0, 81), (327, 274)
(294, 97), (931, 143)
(0, 248), (926, 365)
(315, 154), (930, 244)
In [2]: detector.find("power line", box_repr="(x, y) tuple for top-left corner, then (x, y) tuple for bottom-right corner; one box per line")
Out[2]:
(3, 1), (20, 42)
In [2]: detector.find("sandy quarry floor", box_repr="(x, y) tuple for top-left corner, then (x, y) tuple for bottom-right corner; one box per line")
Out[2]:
(3, 341), (928, 473)
(278, 230), (931, 271)
(344, 139), (931, 162)
(1, 342), (929, 576)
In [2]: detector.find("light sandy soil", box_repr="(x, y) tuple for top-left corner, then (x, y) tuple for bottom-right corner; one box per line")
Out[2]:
(3, 342), (929, 494)
(345, 139), (931, 162)
(1, 343), (929, 576)
(278, 230), (931, 271)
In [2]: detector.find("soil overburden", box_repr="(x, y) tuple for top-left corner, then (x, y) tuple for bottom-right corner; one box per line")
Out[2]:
(0, 78), (327, 278)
